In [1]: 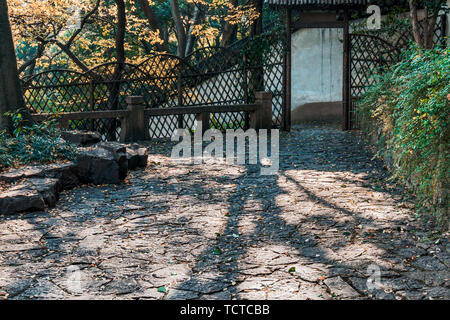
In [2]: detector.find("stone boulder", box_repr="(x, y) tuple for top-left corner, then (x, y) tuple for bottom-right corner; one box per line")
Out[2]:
(0, 188), (45, 214)
(27, 178), (62, 208)
(40, 163), (79, 190)
(76, 147), (122, 184)
(96, 142), (128, 180)
(96, 141), (127, 154)
(61, 130), (101, 146)
(0, 177), (62, 214)
(126, 143), (148, 168)
(0, 163), (78, 189)
(0, 141), (149, 215)
(0, 165), (44, 183)
(125, 148), (140, 170)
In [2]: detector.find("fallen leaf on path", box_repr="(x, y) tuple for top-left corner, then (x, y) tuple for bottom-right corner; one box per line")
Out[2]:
(157, 286), (167, 293)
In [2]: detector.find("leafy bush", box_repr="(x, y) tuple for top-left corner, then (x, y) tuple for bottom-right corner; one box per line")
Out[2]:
(0, 111), (76, 170)
(359, 46), (449, 226)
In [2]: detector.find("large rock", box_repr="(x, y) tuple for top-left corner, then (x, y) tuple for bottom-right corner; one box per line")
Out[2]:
(52, 165), (79, 190)
(2, 178), (61, 213)
(0, 188), (45, 214)
(0, 163), (78, 189)
(136, 148), (148, 168)
(61, 130), (101, 146)
(125, 148), (140, 170)
(40, 163), (79, 190)
(0, 141), (146, 215)
(96, 141), (127, 154)
(76, 147), (122, 184)
(127, 143), (148, 168)
(0, 165), (44, 183)
(27, 178), (61, 208)
(96, 142), (128, 179)
(116, 153), (128, 181)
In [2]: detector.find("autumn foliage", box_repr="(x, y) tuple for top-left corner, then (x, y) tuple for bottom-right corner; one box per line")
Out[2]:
(8, 0), (261, 75)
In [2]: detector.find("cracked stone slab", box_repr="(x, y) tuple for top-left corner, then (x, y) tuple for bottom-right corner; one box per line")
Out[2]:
(324, 276), (360, 298)
(288, 265), (325, 283)
(176, 278), (231, 294)
(0, 124), (448, 300)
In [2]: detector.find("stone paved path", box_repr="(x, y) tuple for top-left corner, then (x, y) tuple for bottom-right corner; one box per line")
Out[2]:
(0, 124), (448, 300)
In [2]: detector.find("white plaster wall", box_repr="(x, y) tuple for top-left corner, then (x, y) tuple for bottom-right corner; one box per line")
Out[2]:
(291, 28), (343, 110)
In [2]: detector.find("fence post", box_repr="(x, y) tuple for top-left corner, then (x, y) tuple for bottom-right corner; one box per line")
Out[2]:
(250, 91), (272, 130)
(243, 53), (250, 130)
(121, 96), (149, 143)
(177, 67), (184, 129)
(58, 117), (69, 130)
(195, 112), (210, 135)
(89, 80), (95, 131)
(284, 8), (292, 132)
(342, 8), (351, 131)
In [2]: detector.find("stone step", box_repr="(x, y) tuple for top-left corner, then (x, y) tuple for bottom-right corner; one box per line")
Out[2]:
(0, 188), (45, 215)
(76, 147), (122, 184)
(0, 163), (78, 189)
(61, 130), (101, 146)
(0, 137), (149, 215)
(1, 178), (61, 214)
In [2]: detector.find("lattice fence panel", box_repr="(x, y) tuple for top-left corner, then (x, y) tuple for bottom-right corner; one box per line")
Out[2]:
(349, 15), (447, 129)
(243, 33), (286, 128)
(395, 15), (447, 50)
(349, 34), (400, 129)
(22, 32), (286, 140)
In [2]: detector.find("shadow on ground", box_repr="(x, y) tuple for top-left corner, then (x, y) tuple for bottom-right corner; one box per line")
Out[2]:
(0, 124), (448, 300)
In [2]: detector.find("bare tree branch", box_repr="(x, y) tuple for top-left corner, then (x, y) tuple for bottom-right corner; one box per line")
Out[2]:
(137, 0), (169, 52)
(18, 42), (45, 74)
(46, 38), (91, 72)
(66, 0), (101, 48)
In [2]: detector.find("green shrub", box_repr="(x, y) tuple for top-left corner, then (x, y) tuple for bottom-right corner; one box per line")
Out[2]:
(0, 111), (76, 170)
(359, 46), (449, 226)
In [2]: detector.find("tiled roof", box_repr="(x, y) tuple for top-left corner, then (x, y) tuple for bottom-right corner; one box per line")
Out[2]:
(266, 0), (368, 6)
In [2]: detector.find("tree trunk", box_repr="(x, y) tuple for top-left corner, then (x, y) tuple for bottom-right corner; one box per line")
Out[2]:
(138, 0), (169, 52)
(0, 0), (32, 133)
(424, 8), (439, 49)
(409, 2), (424, 47)
(220, 0), (238, 47)
(170, 0), (186, 58)
(185, 6), (201, 57)
(106, 0), (127, 141)
(115, 0), (126, 65)
(250, 0), (263, 37)
(409, 1), (443, 49)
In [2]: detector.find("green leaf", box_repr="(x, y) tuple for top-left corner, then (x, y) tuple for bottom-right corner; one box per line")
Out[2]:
(157, 286), (167, 293)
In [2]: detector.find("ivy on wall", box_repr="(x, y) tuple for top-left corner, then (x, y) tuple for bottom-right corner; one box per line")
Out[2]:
(359, 46), (449, 228)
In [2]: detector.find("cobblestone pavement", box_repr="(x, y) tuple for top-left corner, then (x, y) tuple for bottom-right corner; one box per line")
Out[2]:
(0, 124), (448, 300)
